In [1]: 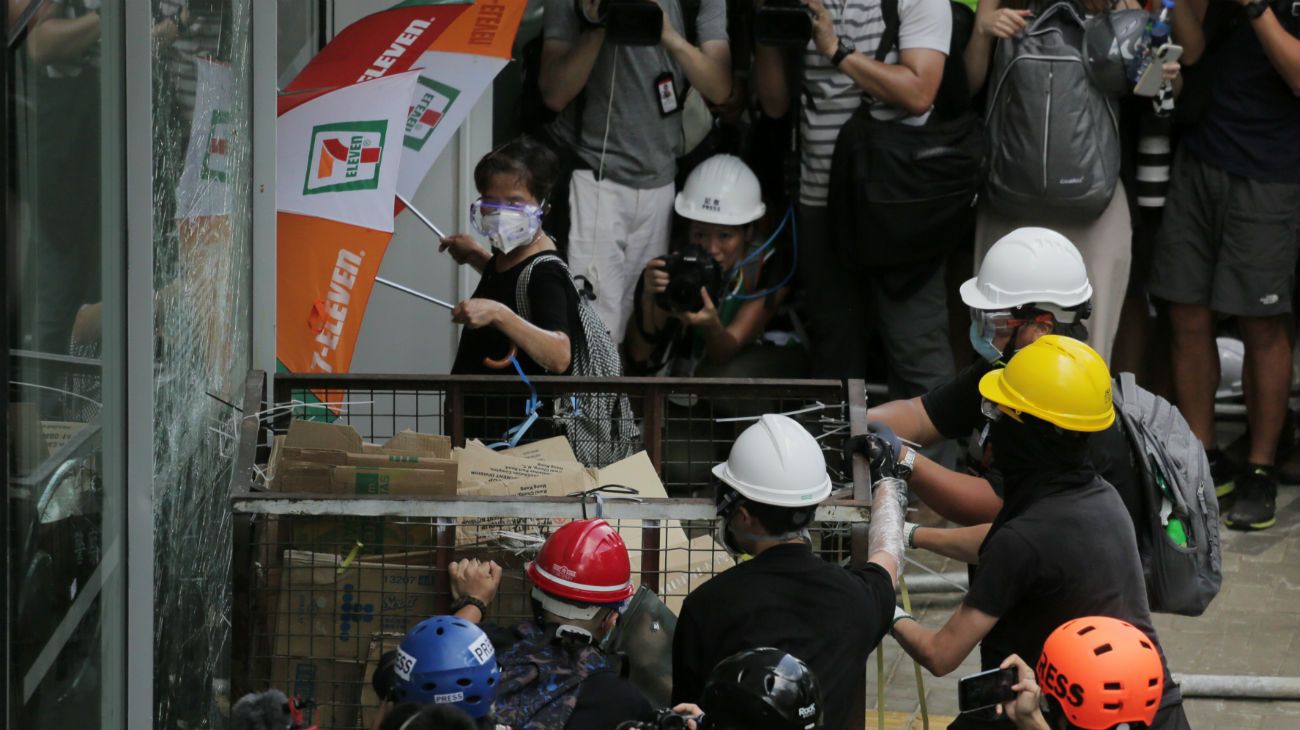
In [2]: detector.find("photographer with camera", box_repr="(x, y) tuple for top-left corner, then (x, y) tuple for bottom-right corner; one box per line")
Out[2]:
(539, 0), (733, 344)
(625, 648), (823, 730)
(626, 154), (801, 377)
(672, 414), (905, 730)
(443, 520), (657, 730)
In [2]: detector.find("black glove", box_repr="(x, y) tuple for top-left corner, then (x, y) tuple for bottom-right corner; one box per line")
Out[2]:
(845, 423), (900, 481)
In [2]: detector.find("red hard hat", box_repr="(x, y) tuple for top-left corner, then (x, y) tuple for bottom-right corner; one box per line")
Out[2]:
(526, 519), (634, 604)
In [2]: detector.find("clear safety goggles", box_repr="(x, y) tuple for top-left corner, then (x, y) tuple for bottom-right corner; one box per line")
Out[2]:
(980, 398), (1006, 423)
(469, 198), (544, 232)
(970, 308), (1035, 341)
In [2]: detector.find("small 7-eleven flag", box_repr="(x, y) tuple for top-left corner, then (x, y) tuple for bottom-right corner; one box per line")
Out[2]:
(276, 71), (421, 376)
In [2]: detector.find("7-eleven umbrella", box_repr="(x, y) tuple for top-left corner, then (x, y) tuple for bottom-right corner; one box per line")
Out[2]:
(277, 71), (421, 376)
(284, 0), (526, 204)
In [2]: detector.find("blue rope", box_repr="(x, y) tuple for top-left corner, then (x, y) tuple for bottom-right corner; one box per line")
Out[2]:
(724, 204), (798, 303)
(488, 355), (543, 450)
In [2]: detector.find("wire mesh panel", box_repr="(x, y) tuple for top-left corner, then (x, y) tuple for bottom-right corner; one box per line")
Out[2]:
(232, 373), (873, 730)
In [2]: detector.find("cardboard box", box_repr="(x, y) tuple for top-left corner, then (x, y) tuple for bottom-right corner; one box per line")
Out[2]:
(273, 550), (439, 663)
(358, 632), (405, 730)
(271, 420), (456, 495)
(271, 656), (365, 730)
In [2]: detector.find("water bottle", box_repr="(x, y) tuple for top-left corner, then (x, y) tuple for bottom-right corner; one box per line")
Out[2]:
(1129, 0), (1175, 86)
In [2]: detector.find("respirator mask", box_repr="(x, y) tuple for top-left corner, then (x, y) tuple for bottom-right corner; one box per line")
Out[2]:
(471, 199), (545, 253)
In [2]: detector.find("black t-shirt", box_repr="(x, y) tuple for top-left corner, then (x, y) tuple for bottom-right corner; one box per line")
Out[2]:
(919, 360), (1145, 531)
(567, 670), (655, 730)
(1184, 2), (1300, 183)
(964, 479), (1181, 708)
(672, 543), (895, 730)
(451, 251), (582, 375)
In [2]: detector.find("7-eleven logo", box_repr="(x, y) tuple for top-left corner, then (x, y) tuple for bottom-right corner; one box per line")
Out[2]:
(201, 109), (232, 183)
(303, 120), (388, 195)
(404, 77), (460, 152)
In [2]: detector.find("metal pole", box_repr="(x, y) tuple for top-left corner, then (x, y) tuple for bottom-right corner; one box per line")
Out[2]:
(899, 571), (969, 594)
(1173, 674), (1300, 700)
(396, 192), (448, 240)
(375, 276), (455, 310)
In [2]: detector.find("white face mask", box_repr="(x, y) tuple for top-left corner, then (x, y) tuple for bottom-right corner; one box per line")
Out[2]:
(471, 199), (544, 253)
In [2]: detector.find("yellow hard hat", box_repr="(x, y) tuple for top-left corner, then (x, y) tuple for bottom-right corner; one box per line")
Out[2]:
(978, 335), (1115, 432)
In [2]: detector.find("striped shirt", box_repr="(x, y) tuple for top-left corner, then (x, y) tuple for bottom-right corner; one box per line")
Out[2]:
(799, 0), (951, 207)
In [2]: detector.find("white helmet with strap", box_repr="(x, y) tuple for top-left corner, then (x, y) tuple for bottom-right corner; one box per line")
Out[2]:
(674, 154), (766, 226)
(712, 414), (832, 507)
(960, 227), (1093, 322)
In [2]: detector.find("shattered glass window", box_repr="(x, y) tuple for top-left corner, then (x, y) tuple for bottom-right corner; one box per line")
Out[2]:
(151, 0), (252, 727)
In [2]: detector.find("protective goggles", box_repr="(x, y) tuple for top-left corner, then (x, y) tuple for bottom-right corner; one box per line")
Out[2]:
(969, 307), (1055, 341)
(980, 398), (1006, 423)
(468, 199), (544, 232)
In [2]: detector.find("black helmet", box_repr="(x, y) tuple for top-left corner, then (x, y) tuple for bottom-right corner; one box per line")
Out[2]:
(700, 648), (822, 730)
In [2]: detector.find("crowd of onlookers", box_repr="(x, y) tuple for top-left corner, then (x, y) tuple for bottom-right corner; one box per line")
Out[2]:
(447, 0), (1300, 528)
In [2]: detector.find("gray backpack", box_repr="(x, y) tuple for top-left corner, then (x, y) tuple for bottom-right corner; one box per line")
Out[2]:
(1112, 373), (1222, 616)
(517, 254), (641, 468)
(985, 2), (1120, 219)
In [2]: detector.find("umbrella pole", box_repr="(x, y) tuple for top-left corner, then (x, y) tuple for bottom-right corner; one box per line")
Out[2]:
(396, 193), (448, 240)
(375, 276), (455, 310)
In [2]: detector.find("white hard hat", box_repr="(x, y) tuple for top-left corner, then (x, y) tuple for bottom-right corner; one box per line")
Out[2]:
(960, 227), (1094, 311)
(712, 414), (832, 507)
(1216, 337), (1244, 400)
(674, 154), (766, 226)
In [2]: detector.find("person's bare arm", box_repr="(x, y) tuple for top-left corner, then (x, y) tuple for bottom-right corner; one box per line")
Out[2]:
(677, 287), (789, 365)
(907, 449), (1004, 525)
(1243, 0), (1300, 95)
(892, 602), (998, 676)
(867, 396), (944, 446)
(753, 45), (791, 118)
(539, 32), (607, 112)
(911, 523), (991, 565)
(964, 0), (1030, 95)
(452, 300), (573, 373)
(626, 260), (676, 364)
(805, 0), (945, 115)
(663, 31), (733, 103)
(27, 12), (101, 65)
(1173, 0), (1209, 63)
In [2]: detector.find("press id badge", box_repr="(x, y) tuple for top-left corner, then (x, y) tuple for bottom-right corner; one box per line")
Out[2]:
(655, 72), (679, 116)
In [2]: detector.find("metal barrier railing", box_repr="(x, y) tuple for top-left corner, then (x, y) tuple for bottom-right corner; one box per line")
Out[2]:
(230, 371), (875, 730)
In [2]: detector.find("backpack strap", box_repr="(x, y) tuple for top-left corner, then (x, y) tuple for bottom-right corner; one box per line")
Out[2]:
(876, 0), (902, 62)
(514, 254), (568, 323)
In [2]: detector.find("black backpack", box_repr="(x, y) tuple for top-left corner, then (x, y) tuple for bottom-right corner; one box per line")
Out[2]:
(828, 0), (984, 270)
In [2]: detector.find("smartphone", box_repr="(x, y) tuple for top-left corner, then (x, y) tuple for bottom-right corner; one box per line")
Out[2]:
(957, 667), (1019, 713)
(1133, 43), (1184, 98)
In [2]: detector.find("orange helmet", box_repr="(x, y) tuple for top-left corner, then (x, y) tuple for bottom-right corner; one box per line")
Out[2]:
(1036, 617), (1164, 729)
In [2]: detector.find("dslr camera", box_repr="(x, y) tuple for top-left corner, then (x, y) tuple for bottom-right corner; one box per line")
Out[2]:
(580, 0), (665, 46)
(755, 0), (813, 47)
(655, 245), (723, 314)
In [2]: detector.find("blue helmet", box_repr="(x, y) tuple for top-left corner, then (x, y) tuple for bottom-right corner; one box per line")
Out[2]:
(392, 615), (501, 719)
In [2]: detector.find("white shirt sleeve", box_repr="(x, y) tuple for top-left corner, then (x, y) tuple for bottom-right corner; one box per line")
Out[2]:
(898, 0), (952, 54)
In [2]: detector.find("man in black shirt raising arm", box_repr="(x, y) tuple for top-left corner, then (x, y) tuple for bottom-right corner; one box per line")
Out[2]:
(672, 414), (906, 730)
(890, 337), (1189, 730)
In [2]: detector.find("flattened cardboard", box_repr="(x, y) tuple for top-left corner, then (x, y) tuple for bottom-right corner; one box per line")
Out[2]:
(274, 550), (438, 663)
(271, 419), (456, 495)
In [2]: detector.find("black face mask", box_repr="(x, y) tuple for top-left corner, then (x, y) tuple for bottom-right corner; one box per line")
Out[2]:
(988, 413), (1094, 526)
